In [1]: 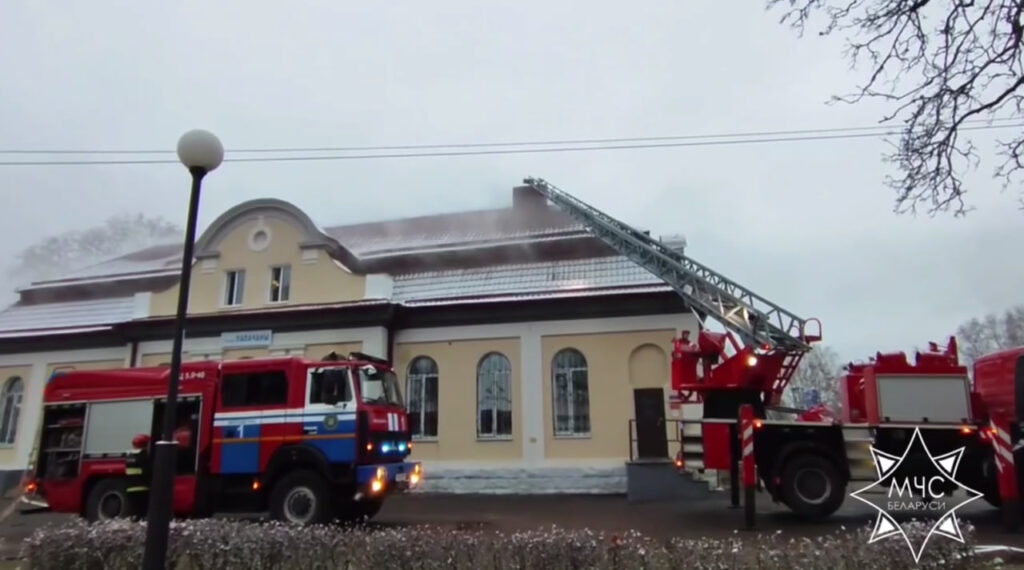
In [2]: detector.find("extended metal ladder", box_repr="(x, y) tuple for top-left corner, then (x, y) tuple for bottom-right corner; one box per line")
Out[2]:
(521, 177), (821, 397)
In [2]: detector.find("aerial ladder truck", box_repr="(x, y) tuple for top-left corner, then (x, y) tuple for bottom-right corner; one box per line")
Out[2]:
(520, 177), (1013, 521)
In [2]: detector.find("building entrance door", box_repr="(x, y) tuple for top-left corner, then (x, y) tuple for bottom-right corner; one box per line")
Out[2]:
(633, 388), (668, 459)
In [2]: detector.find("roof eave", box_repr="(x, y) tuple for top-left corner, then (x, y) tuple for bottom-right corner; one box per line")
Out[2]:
(17, 270), (181, 293)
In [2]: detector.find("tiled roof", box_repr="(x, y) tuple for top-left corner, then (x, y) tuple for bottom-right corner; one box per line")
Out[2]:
(323, 206), (585, 258)
(392, 255), (664, 302)
(20, 205), (589, 292)
(0, 297), (137, 333)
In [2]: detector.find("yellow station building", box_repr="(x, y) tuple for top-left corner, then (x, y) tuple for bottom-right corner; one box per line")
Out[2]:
(0, 182), (699, 493)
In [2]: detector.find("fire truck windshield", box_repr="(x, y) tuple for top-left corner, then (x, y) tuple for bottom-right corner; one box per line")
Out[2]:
(357, 365), (404, 406)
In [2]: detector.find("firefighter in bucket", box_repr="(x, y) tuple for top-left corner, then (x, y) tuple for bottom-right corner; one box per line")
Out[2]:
(125, 433), (152, 518)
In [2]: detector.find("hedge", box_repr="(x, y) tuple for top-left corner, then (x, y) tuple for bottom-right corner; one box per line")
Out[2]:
(18, 517), (994, 570)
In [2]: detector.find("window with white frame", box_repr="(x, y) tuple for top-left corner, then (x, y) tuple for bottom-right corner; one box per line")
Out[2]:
(224, 269), (245, 306)
(0, 377), (23, 446)
(477, 352), (512, 438)
(552, 348), (590, 436)
(269, 265), (291, 303)
(406, 356), (439, 439)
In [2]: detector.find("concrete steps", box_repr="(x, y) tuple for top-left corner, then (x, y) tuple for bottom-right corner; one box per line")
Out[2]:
(625, 459), (714, 503)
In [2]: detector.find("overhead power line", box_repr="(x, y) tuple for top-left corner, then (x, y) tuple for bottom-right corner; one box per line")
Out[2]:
(0, 116), (1015, 155)
(0, 116), (1019, 154)
(0, 117), (1019, 156)
(0, 121), (1020, 167)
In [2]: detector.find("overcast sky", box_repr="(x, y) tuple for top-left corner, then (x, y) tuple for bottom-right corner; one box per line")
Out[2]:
(1, 1), (1021, 364)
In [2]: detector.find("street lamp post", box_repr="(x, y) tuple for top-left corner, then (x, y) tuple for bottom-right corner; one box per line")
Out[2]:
(141, 129), (223, 570)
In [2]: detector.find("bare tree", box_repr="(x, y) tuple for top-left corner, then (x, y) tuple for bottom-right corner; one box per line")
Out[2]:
(11, 213), (182, 284)
(783, 345), (844, 409)
(956, 304), (1024, 366)
(766, 0), (1024, 216)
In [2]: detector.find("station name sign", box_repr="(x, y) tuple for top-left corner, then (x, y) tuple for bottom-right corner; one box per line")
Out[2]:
(221, 329), (273, 349)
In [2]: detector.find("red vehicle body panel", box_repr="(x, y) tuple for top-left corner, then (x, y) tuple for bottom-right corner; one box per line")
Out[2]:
(974, 346), (1024, 423)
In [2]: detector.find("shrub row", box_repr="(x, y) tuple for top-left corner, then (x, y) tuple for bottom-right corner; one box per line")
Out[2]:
(19, 517), (991, 570)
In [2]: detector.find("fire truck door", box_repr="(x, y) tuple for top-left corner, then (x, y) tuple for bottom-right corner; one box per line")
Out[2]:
(214, 369), (289, 474)
(302, 368), (357, 463)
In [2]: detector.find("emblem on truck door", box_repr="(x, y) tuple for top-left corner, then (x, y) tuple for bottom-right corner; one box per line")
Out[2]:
(323, 414), (338, 430)
(849, 428), (983, 563)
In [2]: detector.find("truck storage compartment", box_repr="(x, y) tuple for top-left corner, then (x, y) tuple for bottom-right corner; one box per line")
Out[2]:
(38, 403), (87, 479)
(874, 374), (972, 423)
(83, 399), (154, 457)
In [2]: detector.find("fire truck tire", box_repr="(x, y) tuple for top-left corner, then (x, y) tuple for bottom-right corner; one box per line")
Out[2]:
(268, 470), (332, 526)
(778, 453), (845, 520)
(84, 478), (131, 522)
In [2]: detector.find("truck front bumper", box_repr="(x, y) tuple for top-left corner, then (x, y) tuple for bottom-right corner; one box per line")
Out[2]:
(354, 461), (422, 497)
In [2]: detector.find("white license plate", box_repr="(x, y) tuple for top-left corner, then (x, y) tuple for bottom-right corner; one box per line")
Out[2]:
(396, 472), (407, 482)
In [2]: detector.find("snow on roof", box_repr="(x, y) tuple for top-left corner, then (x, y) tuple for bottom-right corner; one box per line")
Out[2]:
(0, 297), (136, 334)
(23, 244), (182, 290)
(391, 255), (664, 303)
(322, 206), (586, 258)
(22, 203), (588, 292)
(0, 326), (113, 340)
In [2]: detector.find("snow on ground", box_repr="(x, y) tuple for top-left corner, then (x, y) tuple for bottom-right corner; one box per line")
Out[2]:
(413, 464), (628, 494)
(411, 462), (724, 494)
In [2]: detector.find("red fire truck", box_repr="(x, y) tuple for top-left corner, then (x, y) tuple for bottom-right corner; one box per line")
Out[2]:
(21, 351), (422, 525)
(672, 331), (1004, 519)
(519, 177), (1023, 521)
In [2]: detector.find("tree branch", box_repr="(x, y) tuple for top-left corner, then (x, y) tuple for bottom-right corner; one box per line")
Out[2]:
(767, 0), (1024, 216)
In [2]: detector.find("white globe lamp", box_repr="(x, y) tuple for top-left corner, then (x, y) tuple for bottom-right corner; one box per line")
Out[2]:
(176, 129), (224, 172)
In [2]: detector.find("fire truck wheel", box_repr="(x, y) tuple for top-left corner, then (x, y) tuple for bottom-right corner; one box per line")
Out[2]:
(84, 478), (131, 522)
(269, 470), (332, 526)
(779, 453), (845, 520)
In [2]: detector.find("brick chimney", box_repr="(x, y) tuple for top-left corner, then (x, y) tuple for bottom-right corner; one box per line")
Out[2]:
(512, 185), (549, 211)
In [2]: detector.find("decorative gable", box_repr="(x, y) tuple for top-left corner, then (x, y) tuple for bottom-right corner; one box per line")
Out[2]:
(148, 199), (372, 317)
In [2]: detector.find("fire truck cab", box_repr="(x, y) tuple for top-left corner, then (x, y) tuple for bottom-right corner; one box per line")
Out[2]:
(22, 352), (422, 526)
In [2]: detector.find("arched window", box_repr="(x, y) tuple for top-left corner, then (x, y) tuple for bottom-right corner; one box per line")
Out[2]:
(406, 356), (439, 439)
(552, 348), (590, 436)
(0, 377), (24, 446)
(477, 352), (512, 438)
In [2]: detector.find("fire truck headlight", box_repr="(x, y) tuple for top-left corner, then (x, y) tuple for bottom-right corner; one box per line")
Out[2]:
(370, 479), (384, 494)
(746, 355), (758, 367)
(409, 472), (421, 487)
(376, 466), (387, 480)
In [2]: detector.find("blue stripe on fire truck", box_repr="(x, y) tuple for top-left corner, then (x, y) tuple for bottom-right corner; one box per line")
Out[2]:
(213, 410), (358, 474)
(218, 423), (262, 474)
